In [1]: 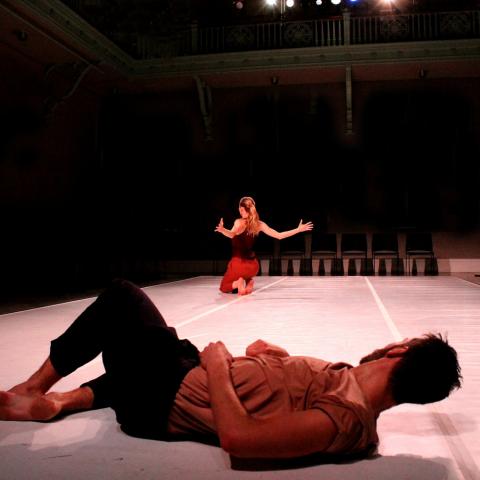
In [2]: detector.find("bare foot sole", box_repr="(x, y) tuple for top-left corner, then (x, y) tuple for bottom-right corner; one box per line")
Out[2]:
(0, 391), (61, 421)
(233, 278), (247, 295)
(245, 279), (254, 295)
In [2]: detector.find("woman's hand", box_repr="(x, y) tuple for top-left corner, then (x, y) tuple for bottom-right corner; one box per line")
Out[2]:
(200, 341), (234, 370)
(215, 218), (224, 233)
(297, 219), (314, 233)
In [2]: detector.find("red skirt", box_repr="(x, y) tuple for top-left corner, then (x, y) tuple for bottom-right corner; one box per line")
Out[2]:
(219, 257), (259, 293)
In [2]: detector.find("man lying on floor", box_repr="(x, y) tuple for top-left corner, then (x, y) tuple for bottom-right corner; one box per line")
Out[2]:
(0, 279), (462, 459)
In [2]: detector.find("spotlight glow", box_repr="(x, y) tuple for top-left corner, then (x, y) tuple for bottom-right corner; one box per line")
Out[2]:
(266, 0), (276, 5)
(316, 0), (322, 4)
(331, 0), (341, 4)
(286, 0), (294, 7)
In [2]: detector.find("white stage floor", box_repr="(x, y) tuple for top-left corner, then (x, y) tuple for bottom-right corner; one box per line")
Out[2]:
(1, 276), (479, 480)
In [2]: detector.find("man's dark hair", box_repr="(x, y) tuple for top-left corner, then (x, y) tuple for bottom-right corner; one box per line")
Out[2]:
(389, 333), (462, 405)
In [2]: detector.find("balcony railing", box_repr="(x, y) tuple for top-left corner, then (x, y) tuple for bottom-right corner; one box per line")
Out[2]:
(350, 10), (480, 44)
(137, 10), (480, 59)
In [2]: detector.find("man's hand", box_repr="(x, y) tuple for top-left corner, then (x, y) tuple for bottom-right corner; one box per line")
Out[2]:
(200, 341), (234, 370)
(246, 339), (289, 358)
(202, 342), (336, 459)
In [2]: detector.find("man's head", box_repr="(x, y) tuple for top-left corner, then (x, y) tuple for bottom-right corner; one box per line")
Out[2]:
(360, 333), (462, 405)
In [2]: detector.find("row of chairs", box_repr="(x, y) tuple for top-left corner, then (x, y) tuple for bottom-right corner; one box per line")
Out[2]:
(256, 232), (438, 276)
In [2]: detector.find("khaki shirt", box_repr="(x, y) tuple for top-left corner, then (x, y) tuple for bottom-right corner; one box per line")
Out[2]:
(167, 355), (378, 455)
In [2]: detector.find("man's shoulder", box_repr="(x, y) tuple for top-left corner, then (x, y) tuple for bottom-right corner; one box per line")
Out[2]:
(285, 356), (347, 370)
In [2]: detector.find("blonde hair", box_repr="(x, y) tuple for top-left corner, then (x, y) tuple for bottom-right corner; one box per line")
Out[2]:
(239, 196), (261, 236)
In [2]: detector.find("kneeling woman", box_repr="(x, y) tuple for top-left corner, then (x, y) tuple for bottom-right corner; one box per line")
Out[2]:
(215, 196), (313, 295)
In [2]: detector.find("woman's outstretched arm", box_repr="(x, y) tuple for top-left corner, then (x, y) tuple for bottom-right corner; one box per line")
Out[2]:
(260, 219), (313, 240)
(215, 218), (245, 239)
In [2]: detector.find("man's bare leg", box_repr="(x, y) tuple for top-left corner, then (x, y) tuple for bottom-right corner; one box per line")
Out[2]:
(46, 386), (94, 413)
(245, 279), (254, 295)
(0, 386), (94, 421)
(8, 358), (62, 397)
(1, 355), (94, 421)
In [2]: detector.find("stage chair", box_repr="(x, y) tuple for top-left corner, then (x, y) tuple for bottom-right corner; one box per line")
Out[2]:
(405, 232), (438, 275)
(279, 233), (308, 276)
(341, 233), (373, 276)
(372, 233), (404, 276)
(311, 232), (341, 275)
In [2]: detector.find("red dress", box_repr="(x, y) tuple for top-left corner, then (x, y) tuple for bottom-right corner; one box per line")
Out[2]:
(220, 231), (260, 293)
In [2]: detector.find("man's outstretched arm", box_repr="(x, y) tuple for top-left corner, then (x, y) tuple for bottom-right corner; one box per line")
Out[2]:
(201, 342), (337, 459)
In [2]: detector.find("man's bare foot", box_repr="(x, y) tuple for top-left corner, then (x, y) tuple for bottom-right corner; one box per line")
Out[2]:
(0, 391), (62, 421)
(232, 277), (247, 295)
(245, 279), (254, 295)
(8, 359), (61, 397)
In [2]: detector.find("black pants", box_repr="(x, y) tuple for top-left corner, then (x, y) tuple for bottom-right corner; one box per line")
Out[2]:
(50, 279), (200, 439)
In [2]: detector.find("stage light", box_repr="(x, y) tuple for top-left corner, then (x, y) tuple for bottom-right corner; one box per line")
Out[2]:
(235, 0), (244, 9)
(286, 0), (294, 7)
(266, 0), (276, 5)
(316, 0), (322, 4)
(331, 0), (341, 4)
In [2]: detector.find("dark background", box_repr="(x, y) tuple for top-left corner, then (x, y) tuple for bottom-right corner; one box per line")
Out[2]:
(0, 1), (479, 303)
